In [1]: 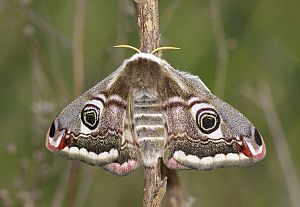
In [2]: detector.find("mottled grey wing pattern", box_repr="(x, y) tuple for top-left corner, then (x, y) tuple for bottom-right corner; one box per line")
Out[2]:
(161, 66), (266, 170)
(46, 62), (141, 176)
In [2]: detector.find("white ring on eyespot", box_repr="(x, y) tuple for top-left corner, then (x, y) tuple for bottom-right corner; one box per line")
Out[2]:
(80, 99), (104, 134)
(190, 102), (223, 139)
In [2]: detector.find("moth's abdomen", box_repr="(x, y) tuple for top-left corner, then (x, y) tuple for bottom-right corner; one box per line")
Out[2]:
(134, 95), (166, 167)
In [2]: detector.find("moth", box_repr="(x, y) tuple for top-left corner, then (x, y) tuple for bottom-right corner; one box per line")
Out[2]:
(46, 51), (266, 176)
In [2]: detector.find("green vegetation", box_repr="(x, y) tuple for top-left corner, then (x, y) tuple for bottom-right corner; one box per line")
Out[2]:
(0, 1), (299, 206)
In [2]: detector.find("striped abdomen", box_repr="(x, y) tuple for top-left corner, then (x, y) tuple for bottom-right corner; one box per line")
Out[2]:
(134, 95), (166, 167)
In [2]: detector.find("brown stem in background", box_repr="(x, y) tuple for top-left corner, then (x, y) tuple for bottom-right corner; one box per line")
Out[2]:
(73, 167), (97, 207)
(210, 0), (229, 97)
(241, 83), (300, 207)
(51, 164), (72, 207)
(4, 1), (57, 206)
(162, 166), (193, 207)
(73, 0), (86, 96)
(64, 1), (86, 207)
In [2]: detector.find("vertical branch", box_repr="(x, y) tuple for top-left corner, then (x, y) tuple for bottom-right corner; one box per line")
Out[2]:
(5, 1), (57, 206)
(241, 83), (300, 207)
(51, 164), (72, 207)
(210, 0), (229, 97)
(135, 0), (160, 53)
(73, 167), (97, 207)
(73, 0), (86, 96)
(134, 1), (167, 207)
(64, 1), (86, 207)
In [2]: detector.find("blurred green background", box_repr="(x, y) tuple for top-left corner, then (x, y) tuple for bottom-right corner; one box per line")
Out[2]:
(0, 0), (299, 207)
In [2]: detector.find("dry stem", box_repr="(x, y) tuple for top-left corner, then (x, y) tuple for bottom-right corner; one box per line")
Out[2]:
(73, 0), (86, 96)
(241, 83), (300, 207)
(63, 1), (86, 207)
(210, 0), (229, 97)
(134, 1), (188, 206)
(135, 0), (160, 53)
(134, 1), (167, 207)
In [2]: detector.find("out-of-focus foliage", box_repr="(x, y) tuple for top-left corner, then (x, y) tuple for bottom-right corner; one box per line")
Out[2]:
(0, 0), (299, 207)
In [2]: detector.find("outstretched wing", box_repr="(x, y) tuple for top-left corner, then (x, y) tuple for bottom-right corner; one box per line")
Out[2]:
(46, 63), (140, 176)
(162, 67), (266, 170)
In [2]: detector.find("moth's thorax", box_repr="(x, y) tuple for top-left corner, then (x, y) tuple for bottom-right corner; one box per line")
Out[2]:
(125, 59), (163, 91)
(114, 55), (187, 100)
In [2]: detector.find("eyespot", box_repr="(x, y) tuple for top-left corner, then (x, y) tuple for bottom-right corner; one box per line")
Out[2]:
(81, 105), (100, 130)
(197, 111), (220, 134)
(190, 102), (221, 134)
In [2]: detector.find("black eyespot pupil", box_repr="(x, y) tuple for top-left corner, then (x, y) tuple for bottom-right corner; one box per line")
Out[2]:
(81, 107), (99, 130)
(254, 129), (262, 146)
(85, 111), (96, 125)
(202, 116), (216, 129)
(49, 121), (56, 138)
(197, 111), (220, 134)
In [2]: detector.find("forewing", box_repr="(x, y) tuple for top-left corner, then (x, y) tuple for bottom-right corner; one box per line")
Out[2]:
(46, 68), (140, 176)
(162, 68), (266, 170)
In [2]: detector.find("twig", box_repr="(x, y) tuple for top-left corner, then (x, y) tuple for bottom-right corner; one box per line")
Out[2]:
(135, 0), (160, 53)
(4, 1), (57, 206)
(51, 164), (72, 207)
(241, 83), (300, 207)
(73, 167), (97, 207)
(210, 0), (229, 97)
(73, 0), (86, 96)
(64, 1), (87, 207)
(134, 1), (168, 207)
(143, 165), (167, 207)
